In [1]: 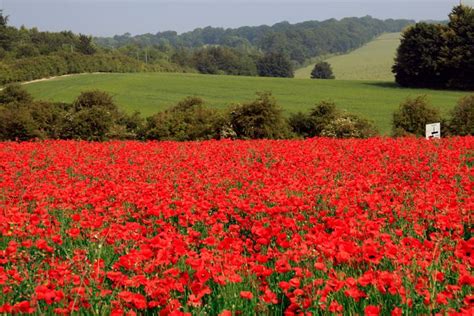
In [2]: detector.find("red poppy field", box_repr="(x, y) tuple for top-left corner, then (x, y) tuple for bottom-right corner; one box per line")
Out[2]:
(0, 138), (473, 315)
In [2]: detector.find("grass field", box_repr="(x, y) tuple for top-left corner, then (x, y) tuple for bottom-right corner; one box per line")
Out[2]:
(25, 72), (470, 135)
(295, 33), (401, 80)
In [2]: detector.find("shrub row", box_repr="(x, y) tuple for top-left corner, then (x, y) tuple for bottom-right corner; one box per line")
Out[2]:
(0, 52), (182, 85)
(392, 95), (474, 137)
(0, 85), (472, 142)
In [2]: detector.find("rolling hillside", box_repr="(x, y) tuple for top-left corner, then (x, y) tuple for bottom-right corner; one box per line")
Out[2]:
(25, 72), (468, 135)
(295, 33), (401, 81)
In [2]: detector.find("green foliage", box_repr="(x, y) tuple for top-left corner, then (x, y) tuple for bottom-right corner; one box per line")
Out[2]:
(96, 16), (413, 67)
(192, 46), (257, 76)
(393, 5), (474, 90)
(114, 111), (145, 140)
(228, 92), (292, 139)
(73, 90), (117, 112)
(63, 91), (128, 141)
(64, 107), (115, 141)
(449, 94), (474, 136)
(0, 85), (70, 141)
(0, 84), (34, 104)
(392, 96), (441, 137)
(0, 10), (8, 27)
(257, 53), (294, 78)
(393, 23), (449, 89)
(25, 72), (470, 135)
(446, 5), (474, 90)
(28, 101), (71, 139)
(288, 112), (314, 138)
(290, 100), (378, 138)
(311, 62), (335, 79)
(143, 97), (221, 141)
(321, 113), (378, 138)
(0, 104), (41, 141)
(308, 100), (339, 137)
(77, 34), (96, 55)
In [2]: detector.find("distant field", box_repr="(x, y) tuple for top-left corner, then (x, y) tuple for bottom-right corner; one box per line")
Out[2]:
(25, 72), (469, 135)
(295, 33), (401, 80)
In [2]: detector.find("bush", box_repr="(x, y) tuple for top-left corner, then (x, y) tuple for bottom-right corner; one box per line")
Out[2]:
(392, 96), (441, 137)
(143, 97), (221, 141)
(311, 62), (335, 79)
(308, 100), (339, 136)
(114, 111), (145, 140)
(228, 92), (292, 139)
(62, 90), (122, 141)
(29, 101), (70, 139)
(73, 90), (118, 112)
(0, 84), (33, 104)
(0, 104), (40, 141)
(288, 112), (315, 138)
(290, 100), (378, 138)
(62, 107), (115, 141)
(0, 85), (70, 141)
(449, 94), (474, 136)
(321, 113), (378, 139)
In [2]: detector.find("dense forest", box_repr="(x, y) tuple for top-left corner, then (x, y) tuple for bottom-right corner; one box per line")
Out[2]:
(0, 11), (413, 84)
(97, 16), (413, 66)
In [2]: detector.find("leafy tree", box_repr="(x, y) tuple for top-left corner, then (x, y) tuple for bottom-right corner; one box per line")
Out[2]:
(0, 10), (9, 51)
(392, 96), (441, 137)
(228, 92), (292, 139)
(392, 23), (449, 89)
(257, 52), (294, 78)
(445, 5), (474, 90)
(192, 46), (257, 76)
(76, 34), (97, 55)
(393, 5), (474, 90)
(449, 94), (474, 136)
(311, 62), (335, 79)
(0, 10), (8, 27)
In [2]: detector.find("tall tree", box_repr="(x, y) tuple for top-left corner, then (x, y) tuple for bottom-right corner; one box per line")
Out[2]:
(257, 52), (294, 78)
(77, 34), (97, 55)
(0, 10), (8, 27)
(446, 5), (474, 90)
(392, 23), (449, 89)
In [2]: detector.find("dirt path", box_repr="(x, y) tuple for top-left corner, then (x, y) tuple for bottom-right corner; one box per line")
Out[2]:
(0, 72), (103, 91)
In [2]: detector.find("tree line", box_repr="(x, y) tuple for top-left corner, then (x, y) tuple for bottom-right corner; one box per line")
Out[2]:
(97, 16), (413, 68)
(0, 12), (412, 84)
(393, 5), (474, 90)
(1, 85), (471, 142)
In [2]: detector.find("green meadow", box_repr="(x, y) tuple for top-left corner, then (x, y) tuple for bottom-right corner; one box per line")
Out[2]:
(25, 72), (469, 135)
(295, 33), (401, 81)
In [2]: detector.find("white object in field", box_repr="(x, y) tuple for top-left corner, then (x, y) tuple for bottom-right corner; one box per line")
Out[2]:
(426, 123), (441, 139)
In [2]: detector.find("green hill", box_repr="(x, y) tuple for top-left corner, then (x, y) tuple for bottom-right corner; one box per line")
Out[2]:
(25, 72), (469, 135)
(295, 33), (401, 81)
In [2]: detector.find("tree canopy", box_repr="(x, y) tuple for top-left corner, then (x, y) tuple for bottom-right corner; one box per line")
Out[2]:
(311, 62), (335, 79)
(393, 5), (474, 90)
